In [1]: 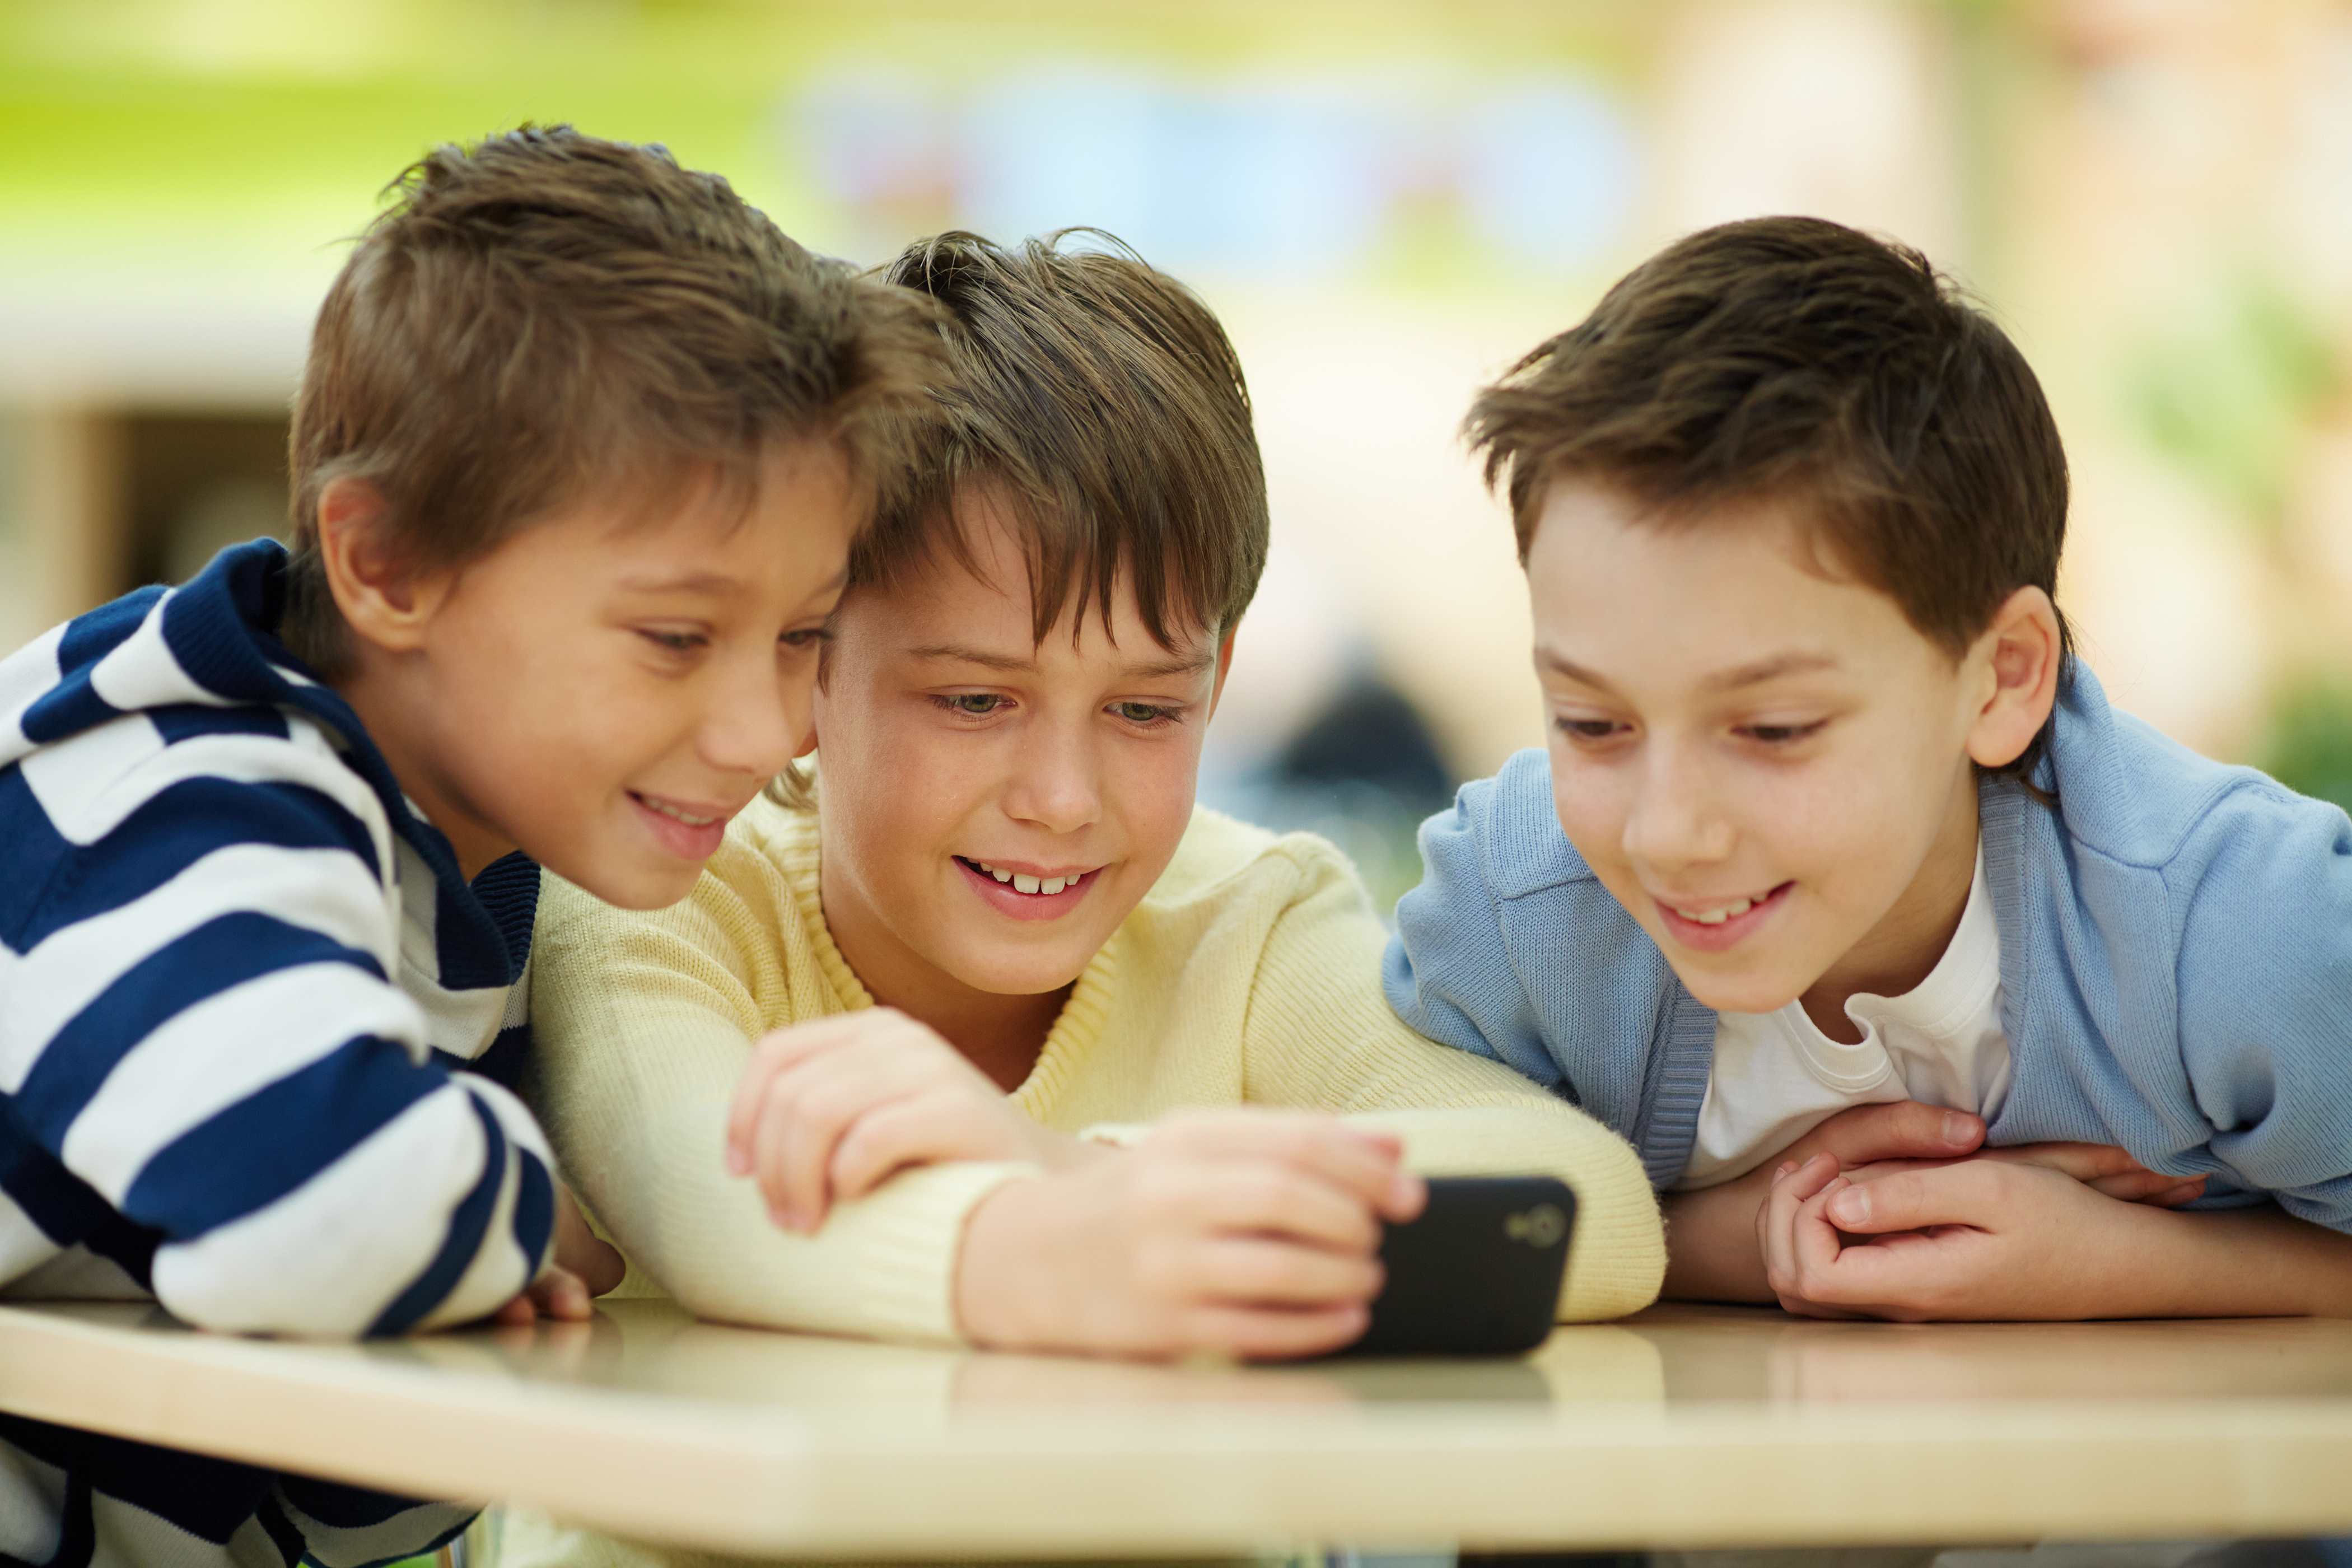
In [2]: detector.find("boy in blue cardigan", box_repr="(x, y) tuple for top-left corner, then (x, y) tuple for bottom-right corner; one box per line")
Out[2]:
(0, 128), (937, 1568)
(1385, 215), (2352, 1320)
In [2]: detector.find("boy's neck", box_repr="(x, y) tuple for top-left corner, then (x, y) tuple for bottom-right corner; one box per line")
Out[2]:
(1796, 769), (1981, 1044)
(333, 666), (513, 882)
(816, 860), (1069, 1091)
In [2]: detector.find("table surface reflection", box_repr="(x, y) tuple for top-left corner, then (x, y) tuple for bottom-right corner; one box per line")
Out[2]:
(2, 1298), (2349, 1555)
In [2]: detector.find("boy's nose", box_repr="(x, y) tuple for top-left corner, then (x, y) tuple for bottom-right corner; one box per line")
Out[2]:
(698, 656), (801, 782)
(1622, 753), (1734, 870)
(1002, 725), (1102, 834)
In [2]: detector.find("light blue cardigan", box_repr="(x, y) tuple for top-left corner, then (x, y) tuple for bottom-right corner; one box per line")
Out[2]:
(1383, 666), (2352, 1230)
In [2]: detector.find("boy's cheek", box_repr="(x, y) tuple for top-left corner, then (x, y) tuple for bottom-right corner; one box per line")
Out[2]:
(1547, 758), (1623, 869)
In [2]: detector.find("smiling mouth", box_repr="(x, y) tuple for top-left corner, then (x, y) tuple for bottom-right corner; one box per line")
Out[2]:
(632, 793), (724, 828)
(1659, 881), (1794, 927)
(956, 856), (1099, 897)
(1669, 893), (1761, 925)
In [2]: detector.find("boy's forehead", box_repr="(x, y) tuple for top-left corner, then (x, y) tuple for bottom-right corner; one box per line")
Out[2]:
(857, 499), (1222, 664)
(1527, 476), (1938, 685)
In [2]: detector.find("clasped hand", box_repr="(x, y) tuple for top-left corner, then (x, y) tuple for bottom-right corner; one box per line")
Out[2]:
(1664, 1099), (2206, 1321)
(1759, 1138), (2205, 1320)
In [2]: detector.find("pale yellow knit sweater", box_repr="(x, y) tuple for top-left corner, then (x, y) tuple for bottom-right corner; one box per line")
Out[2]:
(528, 796), (1665, 1343)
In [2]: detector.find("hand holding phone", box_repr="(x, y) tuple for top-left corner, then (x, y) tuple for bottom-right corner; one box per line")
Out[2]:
(1341, 1175), (1577, 1357)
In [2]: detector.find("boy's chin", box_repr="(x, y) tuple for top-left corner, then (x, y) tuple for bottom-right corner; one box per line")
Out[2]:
(936, 941), (1095, 1001)
(1662, 956), (1808, 1019)
(549, 853), (707, 913)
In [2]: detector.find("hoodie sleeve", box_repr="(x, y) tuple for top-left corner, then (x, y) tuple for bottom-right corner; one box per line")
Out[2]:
(2171, 781), (2352, 1232)
(1, 706), (553, 1337)
(1383, 767), (1579, 1096)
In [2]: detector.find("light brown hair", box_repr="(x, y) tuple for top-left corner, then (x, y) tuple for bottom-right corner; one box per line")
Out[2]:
(1466, 214), (2073, 791)
(856, 230), (1268, 650)
(283, 125), (944, 675)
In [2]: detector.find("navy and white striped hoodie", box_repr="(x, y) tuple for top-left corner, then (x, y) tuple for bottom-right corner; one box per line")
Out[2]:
(0, 539), (557, 1568)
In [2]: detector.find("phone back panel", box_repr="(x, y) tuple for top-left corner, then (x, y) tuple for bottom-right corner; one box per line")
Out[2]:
(1347, 1175), (1578, 1357)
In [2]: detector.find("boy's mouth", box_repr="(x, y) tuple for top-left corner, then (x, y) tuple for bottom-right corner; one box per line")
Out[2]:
(629, 791), (732, 860)
(1654, 880), (1794, 952)
(954, 856), (1103, 920)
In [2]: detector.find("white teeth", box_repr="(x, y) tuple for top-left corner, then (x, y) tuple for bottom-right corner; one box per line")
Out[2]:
(970, 860), (1086, 894)
(1677, 896), (1754, 925)
(643, 797), (717, 826)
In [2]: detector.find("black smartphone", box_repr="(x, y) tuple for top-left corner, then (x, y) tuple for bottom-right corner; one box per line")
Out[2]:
(1339, 1175), (1576, 1357)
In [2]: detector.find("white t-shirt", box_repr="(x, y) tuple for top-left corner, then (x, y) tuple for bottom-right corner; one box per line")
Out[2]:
(1673, 847), (2010, 1191)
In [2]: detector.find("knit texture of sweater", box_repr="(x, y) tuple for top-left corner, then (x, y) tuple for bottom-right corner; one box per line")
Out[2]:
(528, 795), (1667, 1348)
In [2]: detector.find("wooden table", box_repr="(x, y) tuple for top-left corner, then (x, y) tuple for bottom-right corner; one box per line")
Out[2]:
(2, 1298), (2349, 1557)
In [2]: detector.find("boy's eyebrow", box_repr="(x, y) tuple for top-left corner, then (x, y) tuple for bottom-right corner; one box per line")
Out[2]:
(908, 643), (1214, 679)
(1535, 650), (1617, 690)
(1700, 652), (1841, 691)
(620, 566), (850, 598)
(620, 569), (741, 596)
(1536, 648), (1839, 690)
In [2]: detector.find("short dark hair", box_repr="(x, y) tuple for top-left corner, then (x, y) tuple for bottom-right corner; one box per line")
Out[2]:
(1466, 215), (2073, 791)
(857, 229), (1268, 649)
(284, 125), (944, 674)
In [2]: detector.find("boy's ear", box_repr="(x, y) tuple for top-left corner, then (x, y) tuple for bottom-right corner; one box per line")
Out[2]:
(316, 475), (451, 657)
(1964, 585), (2062, 770)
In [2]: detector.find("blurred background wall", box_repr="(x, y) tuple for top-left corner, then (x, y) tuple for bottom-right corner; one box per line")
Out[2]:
(4, 0), (2350, 908)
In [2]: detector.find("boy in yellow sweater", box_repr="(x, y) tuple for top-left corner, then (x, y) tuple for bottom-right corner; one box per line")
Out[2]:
(528, 231), (1664, 1363)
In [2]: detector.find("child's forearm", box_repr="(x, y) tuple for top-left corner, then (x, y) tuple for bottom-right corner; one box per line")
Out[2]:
(1662, 1184), (1775, 1303)
(2124, 1205), (2352, 1318)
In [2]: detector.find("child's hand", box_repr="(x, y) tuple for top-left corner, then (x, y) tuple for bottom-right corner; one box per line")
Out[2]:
(1844, 1141), (2207, 1208)
(953, 1108), (1427, 1361)
(1662, 1101), (2203, 1304)
(493, 1184), (624, 1326)
(1757, 1151), (2196, 1320)
(1663, 1099), (1986, 1300)
(725, 1009), (1086, 1235)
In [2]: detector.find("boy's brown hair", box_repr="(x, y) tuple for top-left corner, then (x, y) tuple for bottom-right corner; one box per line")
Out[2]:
(1466, 214), (2073, 791)
(855, 229), (1267, 650)
(284, 124), (944, 675)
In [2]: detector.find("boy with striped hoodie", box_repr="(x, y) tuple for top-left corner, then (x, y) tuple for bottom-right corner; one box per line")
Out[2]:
(0, 127), (938, 1568)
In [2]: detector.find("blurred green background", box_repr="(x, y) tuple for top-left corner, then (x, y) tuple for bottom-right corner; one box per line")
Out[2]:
(4, 0), (2351, 902)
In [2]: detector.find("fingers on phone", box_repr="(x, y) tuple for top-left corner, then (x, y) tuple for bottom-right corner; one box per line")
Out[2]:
(1155, 1110), (1416, 1222)
(1180, 1301), (1371, 1361)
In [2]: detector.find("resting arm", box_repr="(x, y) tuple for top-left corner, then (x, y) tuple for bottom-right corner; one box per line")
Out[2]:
(526, 876), (1032, 1344)
(1765, 1154), (2352, 1319)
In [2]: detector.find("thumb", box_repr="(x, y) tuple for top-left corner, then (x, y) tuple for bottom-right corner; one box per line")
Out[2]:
(1810, 1100), (1983, 1168)
(1821, 1163), (1995, 1235)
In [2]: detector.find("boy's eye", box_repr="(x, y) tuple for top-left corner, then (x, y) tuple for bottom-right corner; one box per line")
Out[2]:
(1554, 717), (1625, 741)
(1743, 720), (1828, 745)
(934, 693), (1006, 717)
(1113, 702), (1179, 726)
(638, 628), (707, 654)
(780, 627), (833, 651)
